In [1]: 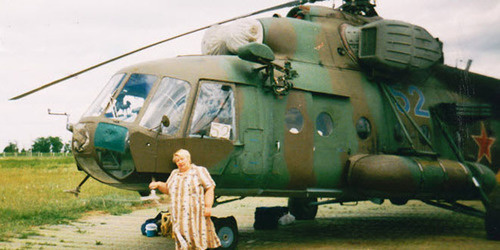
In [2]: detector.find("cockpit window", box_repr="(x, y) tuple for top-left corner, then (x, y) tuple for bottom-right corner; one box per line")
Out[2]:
(140, 76), (191, 135)
(104, 74), (157, 122)
(82, 73), (125, 118)
(190, 81), (235, 140)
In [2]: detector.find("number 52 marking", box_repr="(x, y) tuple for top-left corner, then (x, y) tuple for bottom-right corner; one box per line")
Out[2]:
(389, 86), (430, 118)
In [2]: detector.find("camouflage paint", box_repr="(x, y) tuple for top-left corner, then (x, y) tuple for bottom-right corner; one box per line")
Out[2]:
(69, 5), (498, 201)
(283, 90), (316, 189)
(348, 154), (496, 199)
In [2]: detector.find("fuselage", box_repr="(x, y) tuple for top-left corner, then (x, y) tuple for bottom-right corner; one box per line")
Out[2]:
(71, 5), (498, 201)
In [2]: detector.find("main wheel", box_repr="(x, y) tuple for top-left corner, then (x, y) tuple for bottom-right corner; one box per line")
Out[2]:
(390, 198), (408, 206)
(212, 216), (238, 249)
(486, 186), (500, 240)
(288, 197), (318, 220)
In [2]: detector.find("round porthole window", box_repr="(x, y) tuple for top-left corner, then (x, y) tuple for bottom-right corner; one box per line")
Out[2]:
(356, 117), (371, 140)
(316, 112), (333, 137)
(285, 108), (303, 134)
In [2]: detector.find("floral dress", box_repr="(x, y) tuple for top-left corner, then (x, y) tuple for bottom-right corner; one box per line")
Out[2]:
(166, 165), (221, 250)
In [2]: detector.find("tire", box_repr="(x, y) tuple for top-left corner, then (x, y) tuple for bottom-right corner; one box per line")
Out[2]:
(288, 197), (318, 220)
(390, 198), (408, 206)
(212, 216), (238, 249)
(485, 186), (500, 240)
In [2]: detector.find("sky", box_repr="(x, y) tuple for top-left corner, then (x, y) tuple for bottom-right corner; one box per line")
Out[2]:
(1, 0), (499, 151)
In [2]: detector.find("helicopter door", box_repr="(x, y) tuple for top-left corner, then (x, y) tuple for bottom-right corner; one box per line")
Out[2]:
(237, 86), (264, 187)
(312, 94), (352, 188)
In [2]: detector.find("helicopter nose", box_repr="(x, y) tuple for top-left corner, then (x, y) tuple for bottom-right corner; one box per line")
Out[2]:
(92, 122), (136, 180)
(73, 121), (136, 182)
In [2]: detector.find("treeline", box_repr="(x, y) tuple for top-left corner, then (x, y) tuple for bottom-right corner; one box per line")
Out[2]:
(3, 136), (71, 153)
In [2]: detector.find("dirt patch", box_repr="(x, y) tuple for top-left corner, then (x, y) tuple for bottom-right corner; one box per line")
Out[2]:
(2, 197), (499, 249)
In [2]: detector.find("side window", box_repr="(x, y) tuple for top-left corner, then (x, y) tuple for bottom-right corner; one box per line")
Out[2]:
(285, 108), (304, 134)
(316, 112), (333, 136)
(190, 81), (235, 140)
(140, 76), (191, 135)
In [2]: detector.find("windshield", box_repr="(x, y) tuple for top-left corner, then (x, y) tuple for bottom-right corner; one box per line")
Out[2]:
(104, 73), (157, 122)
(140, 76), (191, 135)
(82, 73), (125, 118)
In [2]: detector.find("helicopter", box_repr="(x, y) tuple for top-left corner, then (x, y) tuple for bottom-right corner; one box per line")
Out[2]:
(9, 0), (500, 246)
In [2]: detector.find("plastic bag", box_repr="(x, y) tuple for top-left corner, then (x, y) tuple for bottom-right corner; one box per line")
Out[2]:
(278, 213), (295, 226)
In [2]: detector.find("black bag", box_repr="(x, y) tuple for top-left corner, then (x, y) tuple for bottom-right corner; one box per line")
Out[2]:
(253, 206), (288, 230)
(141, 211), (164, 236)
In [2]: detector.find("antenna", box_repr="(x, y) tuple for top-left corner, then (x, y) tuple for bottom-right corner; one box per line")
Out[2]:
(47, 108), (72, 132)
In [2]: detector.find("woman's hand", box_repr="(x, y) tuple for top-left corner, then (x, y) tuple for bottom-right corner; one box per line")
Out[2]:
(203, 186), (215, 217)
(204, 207), (212, 217)
(149, 181), (159, 190)
(149, 181), (169, 195)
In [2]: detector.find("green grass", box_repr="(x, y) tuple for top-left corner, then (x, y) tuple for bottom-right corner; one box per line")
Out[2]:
(0, 157), (75, 169)
(0, 157), (145, 241)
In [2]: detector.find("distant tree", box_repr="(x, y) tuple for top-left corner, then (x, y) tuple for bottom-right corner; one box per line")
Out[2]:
(63, 141), (72, 153)
(3, 142), (19, 153)
(32, 137), (51, 153)
(31, 136), (65, 153)
(49, 136), (63, 153)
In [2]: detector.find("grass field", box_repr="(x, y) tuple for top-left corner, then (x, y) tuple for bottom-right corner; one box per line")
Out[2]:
(0, 156), (146, 241)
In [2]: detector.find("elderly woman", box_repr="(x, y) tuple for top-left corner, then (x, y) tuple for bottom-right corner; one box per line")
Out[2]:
(149, 149), (221, 250)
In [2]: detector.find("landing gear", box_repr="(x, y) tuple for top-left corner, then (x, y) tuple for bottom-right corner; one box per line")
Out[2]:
(212, 216), (238, 249)
(486, 187), (500, 240)
(64, 174), (90, 197)
(288, 197), (318, 220)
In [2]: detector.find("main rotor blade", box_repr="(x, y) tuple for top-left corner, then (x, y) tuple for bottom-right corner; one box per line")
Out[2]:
(10, 0), (324, 100)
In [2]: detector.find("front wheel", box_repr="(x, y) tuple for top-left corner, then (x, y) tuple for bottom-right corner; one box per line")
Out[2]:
(138, 190), (150, 196)
(212, 216), (238, 249)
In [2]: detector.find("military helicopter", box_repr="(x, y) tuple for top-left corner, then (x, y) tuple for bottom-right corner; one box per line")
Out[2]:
(10, 0), (500, 246)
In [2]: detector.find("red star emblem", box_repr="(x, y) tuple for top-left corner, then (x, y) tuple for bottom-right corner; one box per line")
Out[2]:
(471, 122), (496, 164)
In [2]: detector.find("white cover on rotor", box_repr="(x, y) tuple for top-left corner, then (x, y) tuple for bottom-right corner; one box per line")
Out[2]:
(201, 19), (264, 55)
